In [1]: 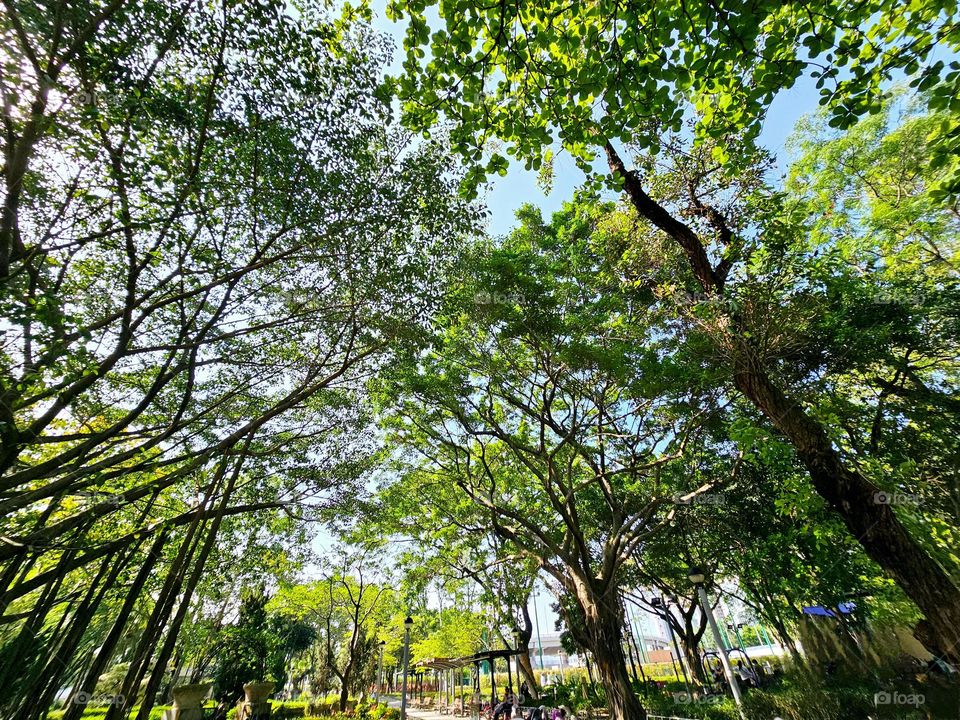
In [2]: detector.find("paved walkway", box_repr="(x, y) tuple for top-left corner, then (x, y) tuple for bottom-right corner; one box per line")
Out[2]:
(406, 707), (449, 720)
(383, 701), (696, 720)
(383, 697), (453, 720)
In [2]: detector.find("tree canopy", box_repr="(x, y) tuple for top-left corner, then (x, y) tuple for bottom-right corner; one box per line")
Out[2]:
(389, 0), (960, 196)
(1, 1), (959, 719)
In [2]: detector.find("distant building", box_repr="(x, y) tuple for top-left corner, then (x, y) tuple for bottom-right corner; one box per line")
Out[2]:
(526, 596), (673, 671)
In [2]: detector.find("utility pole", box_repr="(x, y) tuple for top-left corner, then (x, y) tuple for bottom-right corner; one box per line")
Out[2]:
(376, 640), (386, 703)
(531, 587), (545, 672)
(401, 617), (413, 720)
(688, 568), (744, 718)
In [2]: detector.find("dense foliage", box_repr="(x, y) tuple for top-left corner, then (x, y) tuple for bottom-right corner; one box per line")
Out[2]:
(387, 0), (960, 663)
(0, 0), (476, 718)
(1, 0), (958, 719)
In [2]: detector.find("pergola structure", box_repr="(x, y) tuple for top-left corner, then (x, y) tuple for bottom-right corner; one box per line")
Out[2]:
(462, 649), (523, 706)
(413, 649), (525, 719)
(414, 657), (468, 711)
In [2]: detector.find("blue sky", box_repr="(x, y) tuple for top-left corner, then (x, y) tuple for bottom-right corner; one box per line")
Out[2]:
(309, 4), (826, 597)
(480, 75), (822, 235)
(368, 2), (824, 236)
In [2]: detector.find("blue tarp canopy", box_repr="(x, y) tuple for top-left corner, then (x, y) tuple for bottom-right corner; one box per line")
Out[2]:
(802, 602), (856, 617)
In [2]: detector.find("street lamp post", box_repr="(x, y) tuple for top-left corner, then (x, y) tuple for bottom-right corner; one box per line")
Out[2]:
(376, 640), (386, 703)
(728, 622), (750, 655)
(532, 588), (546, 673)
(687, 567), (744, 716)
(401, 616), (413, 720)
(649, 597), (690, 694)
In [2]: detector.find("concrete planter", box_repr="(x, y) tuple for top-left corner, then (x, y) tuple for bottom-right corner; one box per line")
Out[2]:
(162, 683), (209, 720)
(172, 683), (210, 707)
(243, 681), (276, 704)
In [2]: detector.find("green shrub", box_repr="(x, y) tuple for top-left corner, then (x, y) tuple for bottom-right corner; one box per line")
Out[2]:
(354, 701), (400, 720)
(742, 684), (911, 720)
(297, 700), (398, 720)
(639, 661), (684, 681)
(739, 671), (953, 720)
(46, 707), (171, 720)
(271, 700), (310, 719)
(643, 691), (738, 720)
(538, 677), (605, 712)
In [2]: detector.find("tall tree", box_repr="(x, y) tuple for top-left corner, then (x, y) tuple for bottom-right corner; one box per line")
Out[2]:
(349, 489), (544, 696)
(211, 588), (314, 704)
(270, 552), (395, 711)
(388, 0), (960, 194)
(389, 3), (960, 651)
(0, 0), (479, 714)
(373, 202), (743, 720)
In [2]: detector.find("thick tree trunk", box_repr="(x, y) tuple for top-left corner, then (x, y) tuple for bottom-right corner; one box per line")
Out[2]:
(589, 645), (645, 720)
(339, 678), (351, 711)
(734, 359), (960, 660)
(578, 590), (646, 720)
(679, 633), (705, 686)
(517, 650), (539, 700)
(678, 611), (707, 686)
(607, 141), (960, 662)
(517, 603), (540, 699)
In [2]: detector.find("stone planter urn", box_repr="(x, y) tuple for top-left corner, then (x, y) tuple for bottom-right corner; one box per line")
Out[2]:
(243, 681), (275, 704)
(162, 683), (210, 720)
(237, 681), (275, 720)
